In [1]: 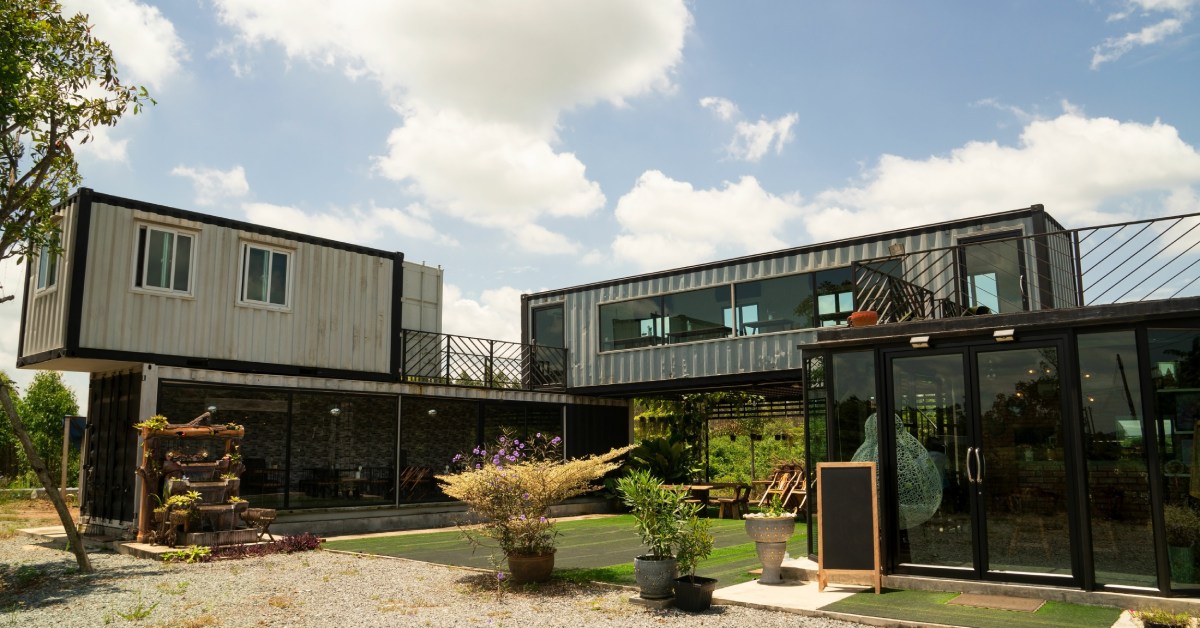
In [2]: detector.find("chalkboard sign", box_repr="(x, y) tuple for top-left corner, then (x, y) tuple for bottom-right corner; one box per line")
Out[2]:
(816, 462), (880, 593)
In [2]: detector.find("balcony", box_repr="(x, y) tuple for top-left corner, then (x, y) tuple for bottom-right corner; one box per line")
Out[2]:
(852, 211), (1200, 324)
(399, 330), (567, 392)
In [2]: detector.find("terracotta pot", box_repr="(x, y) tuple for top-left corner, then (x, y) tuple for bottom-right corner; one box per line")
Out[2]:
(847, 310), (879, 327)
(506, 551), (555, 583)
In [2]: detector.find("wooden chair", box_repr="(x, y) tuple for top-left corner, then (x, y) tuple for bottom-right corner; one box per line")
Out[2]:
(717, 484), (752, 519)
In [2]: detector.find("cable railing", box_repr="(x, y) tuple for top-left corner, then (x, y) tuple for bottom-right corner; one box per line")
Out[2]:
(399, 329), (567, 391)
(853, 211), (1200, 323)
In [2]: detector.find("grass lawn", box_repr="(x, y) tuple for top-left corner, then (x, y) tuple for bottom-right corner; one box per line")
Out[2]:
(322, 514), (810, 586)
(820, 589), (1122, 628)
(0, 496), (63, 539)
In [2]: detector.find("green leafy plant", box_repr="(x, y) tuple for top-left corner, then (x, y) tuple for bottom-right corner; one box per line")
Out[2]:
(438, 431), (630, 560)
(614, 469), (690, 559)
(115, 597), (159, 620)
(162, 545), (211, 564)
(674, 508), (714, 581)
(1131, 607), (1193, 627)
(625, 435), (700, 484)
(133, 414), (169, 431)
(1163, 504), (1200, 547)
(746, 495), (794, 519)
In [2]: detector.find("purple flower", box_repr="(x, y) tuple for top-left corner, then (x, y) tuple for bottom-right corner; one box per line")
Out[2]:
(475, 463), (481, 469)
(550, 436), (562, 445)
(519, 514), (527, 520)
(498, 448), (506, 456)
(496, 572), (506, 581)
(498, 436), (507, 444)
(452, 453), (463, 463)
(492, 456), (501, 465)
(535, 433), (542, 439)
(539, 516), (547, 523)
(522, 492), (530, 500)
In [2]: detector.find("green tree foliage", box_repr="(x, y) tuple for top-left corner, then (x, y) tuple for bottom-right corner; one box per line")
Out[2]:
(14, 370), (78, 480)
(1, 0), (153, 262)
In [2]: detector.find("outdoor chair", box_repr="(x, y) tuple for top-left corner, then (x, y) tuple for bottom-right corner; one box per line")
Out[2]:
(717, 483), (752, 519)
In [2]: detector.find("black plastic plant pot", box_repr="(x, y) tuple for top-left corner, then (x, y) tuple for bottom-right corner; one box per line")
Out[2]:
(673, 576), (718, 612)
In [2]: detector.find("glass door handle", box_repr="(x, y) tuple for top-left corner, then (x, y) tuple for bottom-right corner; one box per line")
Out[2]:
(974, 448), (985, 484)
(965, 446), (977, 484)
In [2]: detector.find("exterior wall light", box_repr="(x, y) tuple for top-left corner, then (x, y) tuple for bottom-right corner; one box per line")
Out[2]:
(910, 335), (930, 349)
(330, 407), (341, 417)
(993, 329), (1016, 342)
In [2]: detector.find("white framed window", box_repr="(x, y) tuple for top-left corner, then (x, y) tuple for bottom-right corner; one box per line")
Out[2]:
(134, 224), (194, 294)
(36, 239), (59, 291)
(239, 242), (291, 308)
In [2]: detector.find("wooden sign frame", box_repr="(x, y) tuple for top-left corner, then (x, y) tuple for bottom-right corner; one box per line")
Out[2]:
(816, 461), (881, 593)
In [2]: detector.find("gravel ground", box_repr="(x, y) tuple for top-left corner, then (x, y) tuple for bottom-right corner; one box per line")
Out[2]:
(0, 536), (866, 628)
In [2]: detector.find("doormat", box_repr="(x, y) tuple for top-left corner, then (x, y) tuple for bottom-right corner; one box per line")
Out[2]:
(947, 593), (1045, 612)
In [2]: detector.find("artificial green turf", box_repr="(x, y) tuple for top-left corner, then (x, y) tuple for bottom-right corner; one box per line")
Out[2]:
(820, 589), (1122, 628)
(323, 514), (808, 584)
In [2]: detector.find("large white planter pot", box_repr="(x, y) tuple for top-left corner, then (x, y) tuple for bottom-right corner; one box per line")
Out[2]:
(634, 555), (678, 599)
(745, 516), (796, 584)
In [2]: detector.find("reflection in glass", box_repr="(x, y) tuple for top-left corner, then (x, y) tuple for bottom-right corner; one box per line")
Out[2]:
(663, 287), (732, 343)
(735, 274), (815, 334)
(599, 297), (662, 351)
(977, 347), (1071, 575)
(832, 351), (875, 462)
(1148, 329), (1200, 592)
(815, 267), (854, 327)
(1078, 331), (1155, 588)
(891, 354), (969, 569)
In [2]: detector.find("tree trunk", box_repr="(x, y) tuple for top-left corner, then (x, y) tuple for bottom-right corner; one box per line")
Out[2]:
(0, 384), (93, 573)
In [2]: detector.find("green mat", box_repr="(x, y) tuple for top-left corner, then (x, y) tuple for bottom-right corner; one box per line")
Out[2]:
(820, 589), (1121, 628)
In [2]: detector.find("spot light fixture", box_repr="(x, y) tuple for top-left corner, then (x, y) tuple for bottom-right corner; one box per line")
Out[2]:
(330, 407), (341, 417)
(993, 329), (1016, 343)
(909, 335), (930, 349)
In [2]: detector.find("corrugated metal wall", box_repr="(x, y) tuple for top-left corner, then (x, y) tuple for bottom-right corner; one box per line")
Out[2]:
(530, 215), (1038, 389)
(21, 196), (79, 356)
(79, 202), (395, 374)
(401, 261), (442, 333)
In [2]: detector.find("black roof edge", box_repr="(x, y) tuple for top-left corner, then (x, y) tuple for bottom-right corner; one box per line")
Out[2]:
(79, 188), (403, 260)
(566, 368), (804, 399)
(527, 204), (1048, 300)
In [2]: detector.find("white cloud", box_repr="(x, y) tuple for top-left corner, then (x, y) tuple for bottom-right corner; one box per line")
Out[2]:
(699, 97), (739, 121)
(241, 201), (455, 248)
(61, 0), (187, 90)
(73, 124), (129, 162)
(700, 97), (797, 162)
(171, 165), (250, 206)
(213, 1), (691, 252)
(1092, 0), (1196, 68)
(730, 114), (799, 162)
(373, 107), (604, 228)
(440, 284), (523, 342)
(612, 171), (802, 270)
(800, 109), (1200, 242)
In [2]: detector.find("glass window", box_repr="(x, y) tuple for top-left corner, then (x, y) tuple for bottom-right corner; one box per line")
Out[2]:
(734, 273), (814, 335)
(599, 297), (662, 351)
(241, 243), (290, 307)
(135, 225), (193, 293)
(831, 351), (876, 461)
(1148, 328), (1200, 592)
(36, 240), (58, 291)
(1078, 330), (1155, 588)
(815, 267), (855, 327)
(662, 286), (732, 343)
(531, 305), (564, 348)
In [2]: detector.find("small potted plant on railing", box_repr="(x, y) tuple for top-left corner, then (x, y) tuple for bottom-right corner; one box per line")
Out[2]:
(672, 507), (716, 612)
(744, 495), (796, 584)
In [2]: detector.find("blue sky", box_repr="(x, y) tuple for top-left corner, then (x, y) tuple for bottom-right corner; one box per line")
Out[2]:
(3, 0), (1200, 409)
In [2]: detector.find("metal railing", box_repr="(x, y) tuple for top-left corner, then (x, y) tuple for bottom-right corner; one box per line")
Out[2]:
(853, 211), (1200, 323)
(399, 329), (567, 391)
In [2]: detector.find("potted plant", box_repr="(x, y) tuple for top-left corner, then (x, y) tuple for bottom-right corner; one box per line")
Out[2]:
(615, 468), (688, 600)
(438, 431), (631, 584)
(1163, 504), (1200, 584)
(1131, 607), (1194, 628)
(672, 507), (716, 612)
(744, 495), (796, 584)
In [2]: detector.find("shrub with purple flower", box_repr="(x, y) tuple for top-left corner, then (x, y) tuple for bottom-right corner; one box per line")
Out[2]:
(437, 430), (632, 562)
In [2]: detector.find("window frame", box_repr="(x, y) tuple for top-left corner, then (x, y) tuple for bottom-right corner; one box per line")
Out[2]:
(132, 223), (196, 297)
(35, 232), (60, 293)
(238, 241), (293, 310)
